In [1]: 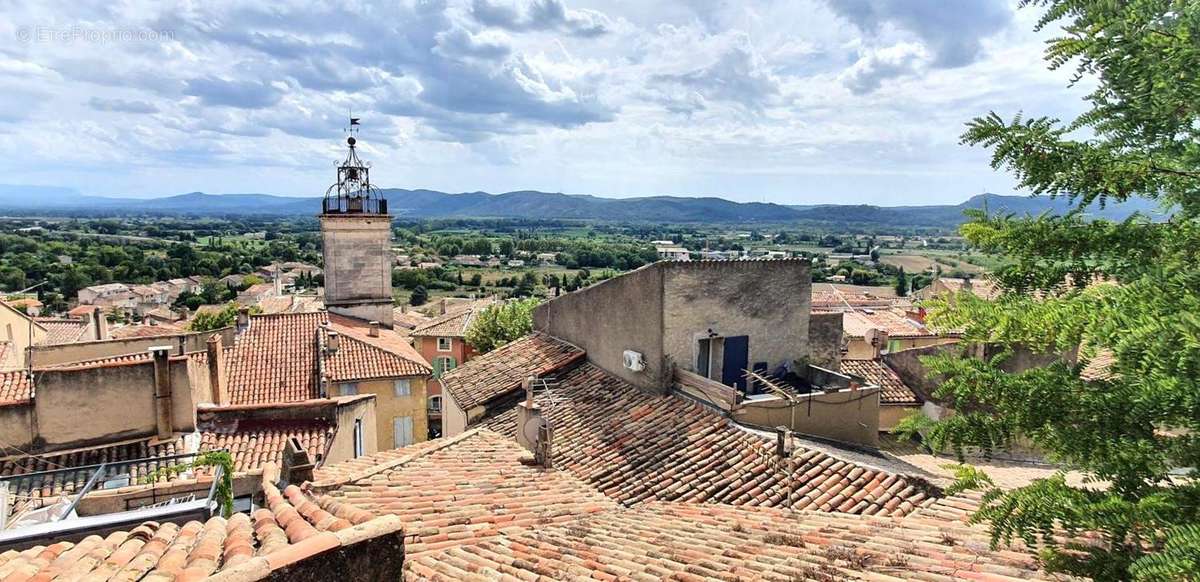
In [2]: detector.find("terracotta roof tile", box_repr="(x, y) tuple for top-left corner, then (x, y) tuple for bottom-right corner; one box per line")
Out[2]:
(199, 419), (335, 473)
(110, 322), (186, 339)
(406, 494), (1055, 581)
(478, 360), (938, 517)
(842, 308), (933, 338)
(0, 369), (32, 406)
(409, 299), (494, 338)
(225, 312), (429, 405)
(840, 358), (921, 405)
(310, 429), (620, 556)
(0, 436), (188, 515)
(0, 469), (403, 581)
(33, 318), (91, 345)
(441, 332), (584, 412)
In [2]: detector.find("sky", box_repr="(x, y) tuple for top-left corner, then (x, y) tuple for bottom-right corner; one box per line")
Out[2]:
(0, 0), (1093, 205)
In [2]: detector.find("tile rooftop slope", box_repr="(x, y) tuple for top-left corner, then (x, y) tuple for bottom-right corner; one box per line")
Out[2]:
(391, 308), (432, 330)
(938, 277), (1002, 300)
(66, 305), (95, 317)
(840, 358), (921, 405)
(32, 318), (91, 345)
(406, 493), (1058, 582)
(480, 361), (939, 516)
(1080, 349), (1116, 381)
(41, 350), (208, 370)
(440, 332), (584, 412)
(309, 429), (619, 556)
(0, 369), (32, 406)
(842, 308), (933, 338)
(0, 436), (188, 514)
(326, 313), (431, 376)
(226, 311), (430, 406)
(199, 419), (335, 473)
(110, 322), (186, 339)
(0, 467), (403, 582)
(0, 341), (16, 371)
(408, 299), (494, 338)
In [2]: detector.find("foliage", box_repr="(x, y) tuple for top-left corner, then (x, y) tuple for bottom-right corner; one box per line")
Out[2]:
(187, 302), (239, 332)
(922, 1), (1200, 579)
(464, 298), (539, 353)
(410, 285), (428, 306)
(140, 450), (235, 518)
(894, 267), (908, 297)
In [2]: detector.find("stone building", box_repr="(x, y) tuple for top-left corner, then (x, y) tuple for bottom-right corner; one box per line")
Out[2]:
(319, 134), (394, 327)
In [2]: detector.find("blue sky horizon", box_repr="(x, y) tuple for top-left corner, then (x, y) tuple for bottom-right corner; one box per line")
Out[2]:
(0, 1), (1091, 205)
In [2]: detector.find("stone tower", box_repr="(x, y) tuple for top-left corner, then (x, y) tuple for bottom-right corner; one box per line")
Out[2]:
(320, 128), (394, 327)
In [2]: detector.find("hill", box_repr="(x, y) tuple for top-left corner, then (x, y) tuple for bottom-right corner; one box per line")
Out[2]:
(0, 184), (1165, 227)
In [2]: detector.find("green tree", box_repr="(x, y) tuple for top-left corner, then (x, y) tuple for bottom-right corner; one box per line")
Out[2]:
(188, 303), (239, 332)
(410, 285), (428, 307)
(894, 267), (908, 297)
(915, 2), (1200, 579)
(464, 298), (538, 353)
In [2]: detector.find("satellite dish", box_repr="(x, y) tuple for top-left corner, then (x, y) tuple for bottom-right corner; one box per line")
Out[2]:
(519, 414), (547, 449)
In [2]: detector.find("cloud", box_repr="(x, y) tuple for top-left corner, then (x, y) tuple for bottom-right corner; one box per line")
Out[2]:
(87, 97), (160, 114)
(653, 34), (779, 112)
(840, 42), (927, 94)
(825, 0), (1011, 68)
(471, 0), (613, 37)
(183, 76), (285, 109)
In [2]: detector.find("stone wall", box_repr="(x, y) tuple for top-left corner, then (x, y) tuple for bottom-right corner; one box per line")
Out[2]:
(533, 263), (666, 392)
(662, 259), (812, 383)
(321, 214), (393, 327)
(807, 311), (844, 369)
(29, 327), (234, 367)
(732, 387), (880, 447)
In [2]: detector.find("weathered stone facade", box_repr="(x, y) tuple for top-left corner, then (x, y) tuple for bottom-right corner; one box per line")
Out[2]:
(320, 214), (394, 327)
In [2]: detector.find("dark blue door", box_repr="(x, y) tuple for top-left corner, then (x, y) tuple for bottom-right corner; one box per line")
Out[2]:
(722, 335), (749, 391)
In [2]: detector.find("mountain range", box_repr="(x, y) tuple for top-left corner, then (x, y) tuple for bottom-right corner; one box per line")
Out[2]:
(0, 184), (1164, 228)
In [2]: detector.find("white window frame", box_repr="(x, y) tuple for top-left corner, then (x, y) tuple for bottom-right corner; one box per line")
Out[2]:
(428, 395), (442, 412)
(436, 337), (453, 352)
(394, 378), (411, 397)
(353, 419), (364, 458)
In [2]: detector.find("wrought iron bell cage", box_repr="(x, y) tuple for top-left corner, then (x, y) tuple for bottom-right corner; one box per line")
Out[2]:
(323, 136), (388, 215)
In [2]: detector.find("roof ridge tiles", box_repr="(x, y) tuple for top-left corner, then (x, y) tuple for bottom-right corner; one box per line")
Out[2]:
(307, 428), (487, 490)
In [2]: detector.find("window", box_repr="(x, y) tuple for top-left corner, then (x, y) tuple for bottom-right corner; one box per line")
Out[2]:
(428, 395), (442, 412)
(433, 356), (457, 377)
(339, 382), (358, 396)
(887, 339), (902, 353)
(353, 419), (364, 458)
(393, 379), (411, 396)
(437, 337), (453, 352)
(394, 416), (414, 448)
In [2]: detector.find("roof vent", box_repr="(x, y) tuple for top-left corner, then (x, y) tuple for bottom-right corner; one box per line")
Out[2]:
(623, 350), (645, 372)
(326, 331), (340, 353)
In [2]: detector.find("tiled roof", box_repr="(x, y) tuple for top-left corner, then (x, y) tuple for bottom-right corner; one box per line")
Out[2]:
(0, 469), (403, 582)
(409, 299), (495, 338)
(110, 322), (185, 339)
(840, 358), (921, 405)
(66, 305), (96, 317)
(480, 361), (938, 516)
(842, 309), (932, 338)
(326, 314), (430, 380)
(1081, 349), (1116, 381)
(391, 308), (431, 330)
(33, 318), (91, 345)
(937, 277), (1001, 300)
(441, 332), (583, 412)
(0, 369), (33, 406)
(0, 436), (188, 515)
(199, 418), (335, 473)
(407, 495), (1055, 581)
(225, 311), (429, 406)
(0, 341), (16, 371)
(310, 429), (619, 556)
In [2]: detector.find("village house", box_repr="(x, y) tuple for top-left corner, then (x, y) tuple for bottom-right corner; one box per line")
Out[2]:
(840, 307), (958, 359)
(409, 299), (492, 377)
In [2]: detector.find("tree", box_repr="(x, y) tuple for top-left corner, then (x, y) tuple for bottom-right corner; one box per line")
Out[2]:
(464, 298), (538, 353)
(912, 2), (1200, 579)
(409, 285), (428, 307)
(894, 267), (908, 297)
(188, 303), (239, 332)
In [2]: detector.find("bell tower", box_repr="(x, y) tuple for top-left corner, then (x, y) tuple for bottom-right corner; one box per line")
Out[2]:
(320, 120), (394, 327)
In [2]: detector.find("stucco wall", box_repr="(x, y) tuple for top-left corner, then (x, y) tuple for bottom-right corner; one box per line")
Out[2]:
(662, 260), (812, 383)
(417, 336), (474, 376)
(29, 359), (196, 452)
(441, 385), (468, 437)
(879, 404), (918, 432)
(732, 387), (880, 447)
(29, 327), (234, 367)
(330, 396), (379, 463)
(534, 263), (666, 392)
(0, 404), (34, 453)
(332, 376), (428, 449)
(0, 304), (45, 369)
(807, 311), (843, 369)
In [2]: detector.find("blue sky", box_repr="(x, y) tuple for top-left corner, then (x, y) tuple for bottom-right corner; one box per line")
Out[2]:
(0, 0), (1091, 205)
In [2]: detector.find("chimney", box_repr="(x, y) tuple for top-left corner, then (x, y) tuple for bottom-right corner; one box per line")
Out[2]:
(236, 307), (250, 332)
(281, 437), (315, 484)
(400, 305), (407, 314)
(207, 334), (228, 405)
(439, 300), (448, 316)
(326, 331), (340, 353)
(774, 426), (793, 458)
(92, 307), (107, 341)
(368, 321), (380, 337)
(151, 346), (174, 439)
(273, 263), (282, 297)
